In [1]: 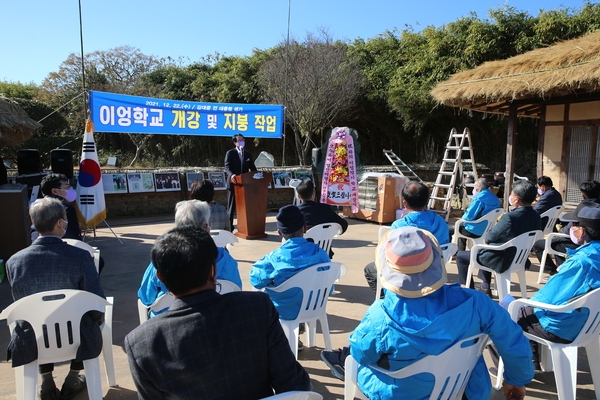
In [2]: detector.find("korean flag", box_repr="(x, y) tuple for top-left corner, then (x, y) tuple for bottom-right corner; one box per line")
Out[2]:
(76, 119), (106, 228)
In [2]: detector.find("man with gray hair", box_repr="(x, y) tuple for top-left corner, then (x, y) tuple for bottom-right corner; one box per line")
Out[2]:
(454, 177), (501, 251)
(6, 197), (104, 400)
(138, 200), (241, 317)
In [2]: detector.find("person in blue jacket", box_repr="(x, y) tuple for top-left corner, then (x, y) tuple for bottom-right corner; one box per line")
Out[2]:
(364, 181), (449, 293)
(455, 179), (540, 294)
(390, 182), (450, 243)
(454, 178), (501, 251)
(250, 204), (330, 321)
(138, 200), (241, 317)
(519, 202), (600, 369)
(321, 227), (534, 399)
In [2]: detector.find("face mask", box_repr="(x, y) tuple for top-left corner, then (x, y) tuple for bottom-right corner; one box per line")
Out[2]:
(61, 188), (77, 202)
(537, 188), (544, 196)
(472, 189), (480, 196)
(60, 218), (68, 236)
(237, 141), (245, 148)
(570, 226), (584, 245)
(509, 195), (517, 207)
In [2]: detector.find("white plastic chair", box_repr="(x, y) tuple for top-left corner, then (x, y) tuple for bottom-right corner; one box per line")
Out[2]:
(466, 230), (540, 300)
(210, 229), (238, 249)
(63, 238), (101, 273)
(440, 242), (458, 267)
(305, 223), (343, 255)
(452, 208), (503, 250)
(377, 226), (391, 240)
(0, 290), (116, 400)
(268, 262), (343, 359)
(536, 205), (564, 241)
(261, 391), (323, 399)
(537, 232), (569, 284)
(137, 293), (175, 324)
(217, 279), (241, 294)
(494, 288), (600, 399)
(344, 333), (488, 400)
(289, 178), (303, 206)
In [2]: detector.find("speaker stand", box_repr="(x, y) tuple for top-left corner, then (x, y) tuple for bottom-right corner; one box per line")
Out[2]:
(83, 220), (123, 245)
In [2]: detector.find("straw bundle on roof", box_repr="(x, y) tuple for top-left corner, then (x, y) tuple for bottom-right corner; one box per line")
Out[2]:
(431, 30), (600, 117)
(0, 95), (42, 147)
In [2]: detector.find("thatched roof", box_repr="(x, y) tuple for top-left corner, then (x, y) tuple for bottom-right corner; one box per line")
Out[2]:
(431, 30), (600, 117)
(0, 95), (42, 147)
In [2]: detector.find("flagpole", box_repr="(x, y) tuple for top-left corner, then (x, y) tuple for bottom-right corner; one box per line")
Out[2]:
(78, 0), (87, 119)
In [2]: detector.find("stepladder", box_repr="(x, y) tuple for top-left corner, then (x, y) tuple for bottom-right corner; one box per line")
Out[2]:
(382, 150), (422, 182)
(427, 128), (478, 221)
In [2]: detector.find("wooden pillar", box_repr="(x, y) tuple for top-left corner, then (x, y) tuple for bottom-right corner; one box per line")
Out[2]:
(536, 107), (546, 178)
(504, 103), (517, 211)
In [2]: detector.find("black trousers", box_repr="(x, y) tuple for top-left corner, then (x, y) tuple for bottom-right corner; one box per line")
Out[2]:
(39, 360), (84, 374)
(517, 305), (571, 360)
(227, 189), (235, 232)
(532, 237), (577, 271)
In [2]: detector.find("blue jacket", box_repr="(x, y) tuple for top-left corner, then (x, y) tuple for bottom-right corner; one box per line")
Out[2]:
(391, 211), (450, 245)
(349, 284), (533, 400)
(461, 189), (501, 236)
(138, 247), (241, 316)
(249, 237), (330, 320)
(532, 240), (600, 341)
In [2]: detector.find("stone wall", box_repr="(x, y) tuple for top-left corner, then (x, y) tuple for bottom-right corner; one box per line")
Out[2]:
(9, 164), (487, 218)
(104, 184), (298, 217)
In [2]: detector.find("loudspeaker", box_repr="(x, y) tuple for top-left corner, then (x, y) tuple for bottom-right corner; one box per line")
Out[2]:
(0, 184), (31, 260)
(51, 149), (74, 179)
(311, 148), (322, 171)
(17, 149), (42, 175)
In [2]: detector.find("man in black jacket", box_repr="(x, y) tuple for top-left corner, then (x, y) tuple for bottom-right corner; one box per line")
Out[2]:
(296, 179), (348, 233)
(224, 134), (256, 231)
(456, 179), (541, 294)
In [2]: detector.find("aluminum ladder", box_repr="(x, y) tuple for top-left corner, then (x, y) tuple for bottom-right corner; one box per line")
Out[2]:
(383, 150), (422, 182)
(427, 128), (478, 221)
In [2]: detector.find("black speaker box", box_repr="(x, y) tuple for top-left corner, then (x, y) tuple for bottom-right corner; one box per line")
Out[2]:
(51, 149), (74, 179)
(0, 184), (32, 260)
(17, 149), (42, 175)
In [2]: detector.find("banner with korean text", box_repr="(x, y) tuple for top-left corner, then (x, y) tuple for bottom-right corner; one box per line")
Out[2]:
(89, 90), (284, 138)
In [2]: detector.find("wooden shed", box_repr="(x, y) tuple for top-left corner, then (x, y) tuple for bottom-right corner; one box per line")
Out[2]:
(431, 30), (600, 205)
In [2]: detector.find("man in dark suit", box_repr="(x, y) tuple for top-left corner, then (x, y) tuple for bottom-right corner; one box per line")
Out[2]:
(534, 175), (562, 230)
(456, 179), (541, 294)
(297, 179), (348, 233)
(125, 226), (310, 399)
(6, 197), (104, 400)
(224, 134), (257, 231)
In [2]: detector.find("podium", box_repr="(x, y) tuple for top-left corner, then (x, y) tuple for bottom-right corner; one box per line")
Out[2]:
(233, 171), (272, 240)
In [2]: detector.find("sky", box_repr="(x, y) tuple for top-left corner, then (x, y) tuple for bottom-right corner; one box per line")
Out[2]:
(1, 0), (590, 85)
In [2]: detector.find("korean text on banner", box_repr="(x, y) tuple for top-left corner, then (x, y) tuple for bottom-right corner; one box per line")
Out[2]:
(89, 90), (284, 139)
(76, 119), (106, 229)
(320, 127), (359, 213)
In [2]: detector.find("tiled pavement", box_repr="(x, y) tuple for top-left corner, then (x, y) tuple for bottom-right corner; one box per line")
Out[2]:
(0, 213), (595, 399)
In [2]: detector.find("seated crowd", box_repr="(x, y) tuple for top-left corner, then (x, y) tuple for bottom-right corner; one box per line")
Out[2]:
(6, 175), (600, 399)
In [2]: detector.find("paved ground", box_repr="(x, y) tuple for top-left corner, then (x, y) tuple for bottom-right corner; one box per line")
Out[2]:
(0, 213), (596, 399)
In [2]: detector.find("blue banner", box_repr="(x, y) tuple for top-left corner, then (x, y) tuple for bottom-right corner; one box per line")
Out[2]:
(89, 91), (284, 138)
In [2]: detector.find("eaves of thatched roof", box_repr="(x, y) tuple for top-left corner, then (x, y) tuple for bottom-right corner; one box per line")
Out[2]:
(431, 30), (600, 118)
(0, 95), (42, 147)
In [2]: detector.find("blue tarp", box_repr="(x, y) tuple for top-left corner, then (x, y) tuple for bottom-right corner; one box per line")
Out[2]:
(89, 91), (284, 138)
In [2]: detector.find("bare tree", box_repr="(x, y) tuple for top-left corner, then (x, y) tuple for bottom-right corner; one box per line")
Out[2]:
(258, 30), (364, 165)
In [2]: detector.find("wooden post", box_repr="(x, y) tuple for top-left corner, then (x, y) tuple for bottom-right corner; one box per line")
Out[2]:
(504, 103), (517, 211)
